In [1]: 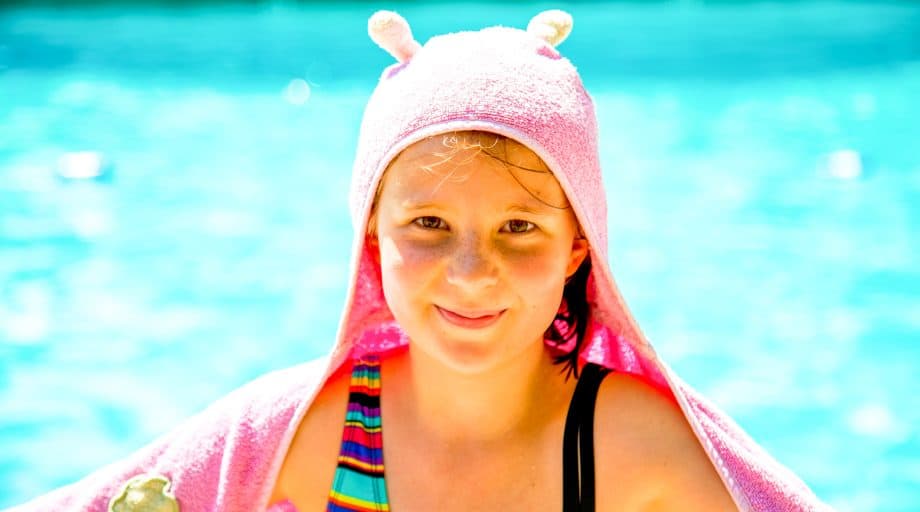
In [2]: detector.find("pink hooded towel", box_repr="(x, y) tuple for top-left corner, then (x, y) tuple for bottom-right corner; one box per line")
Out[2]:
(8, 9), (831, 512)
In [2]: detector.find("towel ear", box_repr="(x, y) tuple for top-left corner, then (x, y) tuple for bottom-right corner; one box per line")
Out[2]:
(368, 10), (421, 63)
(527, 9), (573, 47)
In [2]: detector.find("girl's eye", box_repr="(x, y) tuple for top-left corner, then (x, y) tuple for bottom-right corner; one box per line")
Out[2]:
(504, 219), (535, 234)
(413, 216), (446, 230)
(412, 217), (533, 233)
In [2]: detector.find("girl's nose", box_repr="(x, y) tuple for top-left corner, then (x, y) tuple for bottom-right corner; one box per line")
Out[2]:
(445, 235), (499, 290)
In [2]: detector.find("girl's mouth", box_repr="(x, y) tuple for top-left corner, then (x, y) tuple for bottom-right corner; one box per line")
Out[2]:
(435, 306), (506, 329)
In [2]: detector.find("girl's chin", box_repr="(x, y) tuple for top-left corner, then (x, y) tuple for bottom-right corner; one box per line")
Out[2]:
(409, 332), (540, 375)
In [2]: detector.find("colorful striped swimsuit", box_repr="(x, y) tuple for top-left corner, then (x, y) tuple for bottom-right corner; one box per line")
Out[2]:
(323, 354), (611, 512)
(327, 355), (390, 512)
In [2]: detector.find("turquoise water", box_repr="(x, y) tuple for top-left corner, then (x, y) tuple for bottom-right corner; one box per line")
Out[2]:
(1, 2), (918, 510)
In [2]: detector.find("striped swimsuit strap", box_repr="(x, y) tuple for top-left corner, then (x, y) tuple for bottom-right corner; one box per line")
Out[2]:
(327, 354), (390, 512)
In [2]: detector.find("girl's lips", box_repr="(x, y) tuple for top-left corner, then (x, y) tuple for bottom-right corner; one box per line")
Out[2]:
(435, 306), (506, 329)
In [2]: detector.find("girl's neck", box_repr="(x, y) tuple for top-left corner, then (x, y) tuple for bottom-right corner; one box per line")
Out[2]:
(383, 341), (573, 446)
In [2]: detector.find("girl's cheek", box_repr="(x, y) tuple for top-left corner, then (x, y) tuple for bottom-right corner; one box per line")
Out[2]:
(502, 242), (565, 269)
(503, 246), (570, 291)
(380, 238), (444, 287)
(388, 237), (445, 266)
(515, 254), (562, 284)
(381, 234), (565, 290)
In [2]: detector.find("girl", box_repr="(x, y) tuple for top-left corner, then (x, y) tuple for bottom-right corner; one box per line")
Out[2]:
(10, 10), (829, 512)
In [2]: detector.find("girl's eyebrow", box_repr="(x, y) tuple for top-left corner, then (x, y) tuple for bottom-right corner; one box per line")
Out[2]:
(506, 204), (548, 215)
(400, 200), (550, 215)
(399, 200), (440, 211)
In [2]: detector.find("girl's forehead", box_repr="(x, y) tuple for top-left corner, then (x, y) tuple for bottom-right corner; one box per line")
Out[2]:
(381, 133), (571, 209)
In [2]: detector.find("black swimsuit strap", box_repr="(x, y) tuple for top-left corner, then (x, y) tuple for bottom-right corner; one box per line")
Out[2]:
(562, 363), (612, 512)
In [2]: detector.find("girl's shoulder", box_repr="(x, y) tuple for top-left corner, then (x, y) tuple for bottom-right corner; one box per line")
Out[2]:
(593, 371), (737, 511)
(269, 357), (355, 510)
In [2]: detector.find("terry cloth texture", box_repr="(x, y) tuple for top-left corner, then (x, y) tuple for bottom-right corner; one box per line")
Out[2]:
(331, 10), (831, 512)
(6, 10), (831, 512)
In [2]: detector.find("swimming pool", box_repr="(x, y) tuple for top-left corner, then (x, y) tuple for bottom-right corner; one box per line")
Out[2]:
(1, 2), (917, 509)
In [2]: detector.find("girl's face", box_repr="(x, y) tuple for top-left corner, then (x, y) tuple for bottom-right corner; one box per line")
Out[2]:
(370, 134), (589, 373)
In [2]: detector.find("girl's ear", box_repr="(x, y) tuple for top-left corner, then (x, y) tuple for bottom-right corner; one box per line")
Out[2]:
(566, 237), (589, 278)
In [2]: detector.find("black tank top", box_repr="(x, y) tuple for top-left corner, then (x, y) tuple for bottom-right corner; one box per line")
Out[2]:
(323, 356), (612, 512)
(562, 363), (612, 512)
